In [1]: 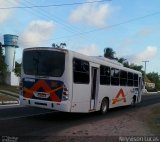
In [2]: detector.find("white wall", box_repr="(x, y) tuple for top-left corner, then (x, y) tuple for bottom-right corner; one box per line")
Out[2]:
(5, 72), (19, 86)
(5, 47), (15, 72)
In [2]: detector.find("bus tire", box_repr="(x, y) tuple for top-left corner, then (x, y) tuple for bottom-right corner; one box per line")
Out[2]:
(100, 98), (109, 115)
(132, 95), (136, 106)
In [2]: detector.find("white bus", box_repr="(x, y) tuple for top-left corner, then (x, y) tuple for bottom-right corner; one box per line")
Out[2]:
(19, 47), (143, 114)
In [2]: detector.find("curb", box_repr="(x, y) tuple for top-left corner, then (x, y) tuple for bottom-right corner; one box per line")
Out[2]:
(0, 90), (19, 105)
(0, 100), (19, 105)
(0, 90), (19, 98)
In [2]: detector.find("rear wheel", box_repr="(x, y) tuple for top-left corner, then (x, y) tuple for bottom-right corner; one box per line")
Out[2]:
(100, 98), (109, 114)
(132, 95), (136, 106)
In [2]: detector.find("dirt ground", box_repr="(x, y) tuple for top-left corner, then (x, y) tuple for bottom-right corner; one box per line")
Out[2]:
(56, 106), (158, 136)
(45, 103), (160, 142)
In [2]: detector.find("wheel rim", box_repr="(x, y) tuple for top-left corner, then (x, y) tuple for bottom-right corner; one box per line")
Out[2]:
(102, 100), (107, 113)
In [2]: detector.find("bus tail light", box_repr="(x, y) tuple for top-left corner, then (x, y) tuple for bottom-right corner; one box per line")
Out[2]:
(62, 85), (69, 101)
(19, 79), (23, 96)
(19, 79), (23, 90)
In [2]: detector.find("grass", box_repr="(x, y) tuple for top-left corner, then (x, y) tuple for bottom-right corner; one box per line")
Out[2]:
(147, 105), (160, 135)
(0, 84), (19, 94)
(0, 85), (19, 102)
(0, 93), (17, 105)
(0, 93), (18, 104)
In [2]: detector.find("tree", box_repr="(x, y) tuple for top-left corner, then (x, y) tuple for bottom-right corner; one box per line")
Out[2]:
(117, 57), (126, 64)
(0, 43), (7, 84)
(147, 72), (160, 90)
(52, 43), (66, 49)
(104, 47), (115, 59)
(14, 62), (21, 77)
(103, 47), (144, 73)
(129, 63), (143, 72)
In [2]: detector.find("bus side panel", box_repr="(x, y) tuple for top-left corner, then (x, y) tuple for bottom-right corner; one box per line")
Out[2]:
(98, 86), (133, 109)
(71, 84), (91, 113)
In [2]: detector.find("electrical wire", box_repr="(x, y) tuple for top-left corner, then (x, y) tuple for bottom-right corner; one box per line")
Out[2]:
(0, 0), (111, 9)
(18, 11), (160, 45)
(19, 0), (98, 45)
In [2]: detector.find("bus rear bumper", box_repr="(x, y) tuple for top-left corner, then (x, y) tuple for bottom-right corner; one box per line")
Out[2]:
(19, 96), (71, 112)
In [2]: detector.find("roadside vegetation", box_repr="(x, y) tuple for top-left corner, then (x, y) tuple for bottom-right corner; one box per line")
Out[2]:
(104, 47), (160, 92)
(0, 85), (19, 103)
(0, 85), (19, 94)
(0, 93), (18, 104)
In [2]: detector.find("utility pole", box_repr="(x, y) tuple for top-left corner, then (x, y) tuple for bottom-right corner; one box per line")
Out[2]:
(142, 60), (149, 89)
(142, 61), (149, 76)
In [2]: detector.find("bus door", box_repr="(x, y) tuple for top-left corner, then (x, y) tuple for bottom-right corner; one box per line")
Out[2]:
(138, 77), (142, 102)
(90, 66), (99, 110)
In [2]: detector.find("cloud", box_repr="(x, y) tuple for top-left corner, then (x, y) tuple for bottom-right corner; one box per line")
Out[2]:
(127, 46), (158, 64)
(0, 0), (19, 24)
(69, 1), (112, 27)
(137, 28), (153, 37)
(19, 20), (55, 48)
(78, 44), (99, 56)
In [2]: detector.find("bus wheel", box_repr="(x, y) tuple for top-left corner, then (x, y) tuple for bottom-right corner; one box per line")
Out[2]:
(100, 98), (109, 114)
(132, 95), (136, 106)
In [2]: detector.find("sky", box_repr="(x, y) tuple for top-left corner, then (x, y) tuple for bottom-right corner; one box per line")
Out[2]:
(0, 0), (160, 74)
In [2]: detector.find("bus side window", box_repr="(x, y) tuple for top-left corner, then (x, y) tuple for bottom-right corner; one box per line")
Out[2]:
(120, 70), (127, 86)
(128, 72), (133, 86)
(111, 68), (120, 86)
(73, 58), (89, 84)
(100, 65), (110, 85)
(134, 74), (138, 87)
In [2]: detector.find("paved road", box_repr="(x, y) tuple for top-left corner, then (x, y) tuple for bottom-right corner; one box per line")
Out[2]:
(0, 94), (159, 142)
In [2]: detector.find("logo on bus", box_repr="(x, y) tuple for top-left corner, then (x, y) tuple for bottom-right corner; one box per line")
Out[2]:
(112, 89), (126, 104)
(23, 79), (64, 102)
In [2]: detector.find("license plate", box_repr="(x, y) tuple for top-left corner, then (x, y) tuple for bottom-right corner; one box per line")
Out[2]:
(38, 93), (46, 98)
(34, 92), (49, 98)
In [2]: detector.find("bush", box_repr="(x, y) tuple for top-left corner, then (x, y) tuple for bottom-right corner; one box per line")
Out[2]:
(145, 86), (157, 92)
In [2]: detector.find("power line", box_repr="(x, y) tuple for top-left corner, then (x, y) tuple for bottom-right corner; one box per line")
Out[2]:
(19, 11), (160, 45)
(21, 0), (93, 42)
(0, 0), (111, 9)
(76, 11), (160, 35)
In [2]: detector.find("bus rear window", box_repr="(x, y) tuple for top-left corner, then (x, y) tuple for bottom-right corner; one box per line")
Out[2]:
(23, 50), (65, 77)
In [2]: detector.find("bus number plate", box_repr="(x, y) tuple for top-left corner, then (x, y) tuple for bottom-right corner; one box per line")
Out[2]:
(34, 92), (49, 98)
(38, 93), (46, 98)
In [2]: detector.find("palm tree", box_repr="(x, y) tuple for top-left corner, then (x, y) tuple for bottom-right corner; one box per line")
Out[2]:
(52, 43), (66, 48)
(118, 57), (126, 63)
(104, 47), (115, 59)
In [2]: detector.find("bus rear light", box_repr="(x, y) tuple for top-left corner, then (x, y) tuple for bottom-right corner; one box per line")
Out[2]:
(19, 79), (23, 96)
(19, 80), (23, 90)
(62, 85), (69, 101)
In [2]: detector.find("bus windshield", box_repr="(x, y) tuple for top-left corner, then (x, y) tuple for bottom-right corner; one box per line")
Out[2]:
(23, 50), (65, 77)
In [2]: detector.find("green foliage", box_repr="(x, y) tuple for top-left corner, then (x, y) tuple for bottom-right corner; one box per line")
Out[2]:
(0, 45), (7, 84)
(103, 47), (144, 73)
(117, 57), (126, 64)
(145, 86), (157, 92)
(127, 63), (144, 75)
(147, 72), (160, 90)
(104, 47), (115, 59)
(52, 43), (66, 48)
(14, 62), (21, 77)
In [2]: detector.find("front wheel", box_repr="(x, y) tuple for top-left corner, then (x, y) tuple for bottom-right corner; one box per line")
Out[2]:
(100, 98), (109, 114)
